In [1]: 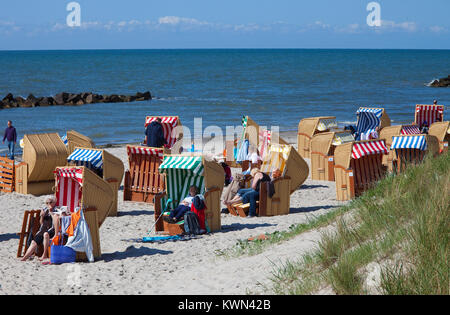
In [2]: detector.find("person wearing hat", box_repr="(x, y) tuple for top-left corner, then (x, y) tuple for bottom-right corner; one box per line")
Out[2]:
(225, 168), (271, 218)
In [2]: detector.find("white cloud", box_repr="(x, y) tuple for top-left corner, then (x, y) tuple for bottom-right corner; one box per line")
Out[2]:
(429, 26), (447, 33)
(379, 20), (418, 32)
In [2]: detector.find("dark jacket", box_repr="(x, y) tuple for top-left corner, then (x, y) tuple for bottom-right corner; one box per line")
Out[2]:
(3, 126), (17, 142)
(145, 121), (166, 148)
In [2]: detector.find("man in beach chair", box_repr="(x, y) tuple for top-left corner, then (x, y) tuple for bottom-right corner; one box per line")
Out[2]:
(145, 117), (166, 148)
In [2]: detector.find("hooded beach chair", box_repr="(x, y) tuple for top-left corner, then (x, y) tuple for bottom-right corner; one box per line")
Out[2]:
(390, 135), (440, 173)
(17, 166), (114, 260)
(153, 155), (224, 235)
(67, 147), (124, 216)
(334, 139), (389, 201)
(414, 104), (444, 126)
(123, 146), (165, 204)
(0, 156), (14, 193)
(144, 116), (183, 154)
(64, 130), (95, 155)
(355, 107), (391, 141)
(297, 116), (338, 158)
(310, 131), (355, 181)
(379, 125), (422, 172)
(429, 121), (450, 154)
(236, 116), (288, 165)
(230, 144), (309, 217)
(15, 133), (68, 196)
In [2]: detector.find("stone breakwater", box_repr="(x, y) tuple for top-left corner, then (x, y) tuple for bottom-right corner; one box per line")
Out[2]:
(428, 75), (450, 87)
(0, 91), (152, 109)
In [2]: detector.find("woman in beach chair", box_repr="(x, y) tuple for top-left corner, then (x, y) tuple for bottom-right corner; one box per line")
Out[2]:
(225, 168), (271, 218)
(164, 185), (198, 223)
(20, 197), (59, 261)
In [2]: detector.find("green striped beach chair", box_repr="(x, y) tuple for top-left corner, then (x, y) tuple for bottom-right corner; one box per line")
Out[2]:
(154, 154), (225, 234)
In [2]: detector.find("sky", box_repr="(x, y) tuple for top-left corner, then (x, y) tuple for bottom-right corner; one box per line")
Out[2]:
(0, 0), (449, 50)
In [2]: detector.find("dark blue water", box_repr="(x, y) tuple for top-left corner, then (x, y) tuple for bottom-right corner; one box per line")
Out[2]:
(1, 49), (449, 149)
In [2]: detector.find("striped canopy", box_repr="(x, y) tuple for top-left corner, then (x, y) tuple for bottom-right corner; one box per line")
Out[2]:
(67, 148), (103, 170)
(261, 144), (290, 175)
(258, 129), (271, 160)
(55, 167), (83, 212)
(159, 156), (205, 208)
(391, 135), (428, 151)
(127, 146), (164, 161)
(332, 132), (354, 146)
(351, 140), (388, 160)
(356, 108), (384, 141)
(62, 134), (68, 146)
(144, 116), (180, 148)
(317, 119), (338, 131)
(416, 105), (444, 126)
(400, 125), (421, 135)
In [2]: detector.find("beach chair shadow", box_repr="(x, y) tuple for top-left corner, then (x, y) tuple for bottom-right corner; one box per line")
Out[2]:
(101, 246), (173, 262)
(290, 205), (337, 214)
(218, 223), (277, 233)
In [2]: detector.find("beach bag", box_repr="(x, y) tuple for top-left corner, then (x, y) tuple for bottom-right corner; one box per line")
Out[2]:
(50, 245), (76, 264)
(184, 211), (201, 235)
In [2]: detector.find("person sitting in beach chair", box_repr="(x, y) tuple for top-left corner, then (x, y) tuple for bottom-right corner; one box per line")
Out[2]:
(144, 117), (167, 148)
(225, 168), (271, 218)
(164, 185), (199, 223)
(21, 197), (59, 261)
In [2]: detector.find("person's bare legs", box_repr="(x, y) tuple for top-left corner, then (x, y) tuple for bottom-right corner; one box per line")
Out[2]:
(21, 241), (37, 261)
(225, 195), (242, 205)
(39, 232), (50, 261)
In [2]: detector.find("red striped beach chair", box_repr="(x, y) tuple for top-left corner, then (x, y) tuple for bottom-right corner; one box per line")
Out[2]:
(17, 166), (114, 260)
(144, 116), (183, 154)
(415, 104), (444, 126)
(334, 140), (389, 201)
(123, 146), (165, 204)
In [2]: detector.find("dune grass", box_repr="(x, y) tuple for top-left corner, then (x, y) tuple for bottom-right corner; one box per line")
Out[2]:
(269, 152), (449, 295)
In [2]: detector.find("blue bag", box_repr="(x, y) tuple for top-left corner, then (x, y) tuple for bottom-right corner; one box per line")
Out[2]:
(50, 245), (76, 264)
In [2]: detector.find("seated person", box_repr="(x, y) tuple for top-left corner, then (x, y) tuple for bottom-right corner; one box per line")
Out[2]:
(225, 168), (271, 218)
(420, 121), (429, 134)
(164, 185), (198, 223)
(21, 197), (59, 261)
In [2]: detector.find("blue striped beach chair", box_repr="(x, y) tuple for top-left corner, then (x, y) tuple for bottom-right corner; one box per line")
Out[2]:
(67, 147), (124, 216)
(390, 135), (440, 173)
(355, 107), (391, 141)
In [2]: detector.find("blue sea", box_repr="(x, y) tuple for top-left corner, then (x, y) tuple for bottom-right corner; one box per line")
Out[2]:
(1, 49), (449, 154)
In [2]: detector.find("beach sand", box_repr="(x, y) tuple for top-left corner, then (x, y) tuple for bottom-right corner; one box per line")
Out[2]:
(0, 132), (347, 295)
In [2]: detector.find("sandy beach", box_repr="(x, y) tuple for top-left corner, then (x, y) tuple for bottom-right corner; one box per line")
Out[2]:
(0, 132), (347, 295)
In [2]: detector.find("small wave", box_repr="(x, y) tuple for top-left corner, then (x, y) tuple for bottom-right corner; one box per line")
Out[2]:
(426, 79), (439, 87)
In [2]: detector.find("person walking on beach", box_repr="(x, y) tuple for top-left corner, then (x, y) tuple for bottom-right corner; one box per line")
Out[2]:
(144, 117), (166, 148)
(2, 120), (17, 160)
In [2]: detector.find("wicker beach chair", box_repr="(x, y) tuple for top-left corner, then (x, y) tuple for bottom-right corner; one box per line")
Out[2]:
(429, 121), (450, 154)
(297, 116), (338, 159)
(379, 125), (422, 172)
(0, 156), (14, 193)
(415, 104), (444, 126)
(390, 135), (440, 174)
(334, 139), (389, 201)
(153, 154), (224, 235)
(123, 146), (165, 204)
(310, 131), (354, 181)
(355, 107), (391, 141)
(64, 130), (95, 155)
(144, 116), (183, 154)
(67, 147), (124, 216)
(17, 166), (114, 260)
(15, 133), (68, 196)
(229, 143), (309, 217)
